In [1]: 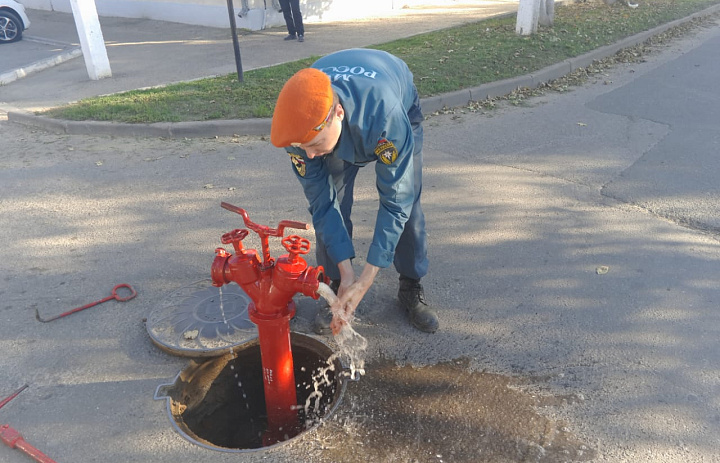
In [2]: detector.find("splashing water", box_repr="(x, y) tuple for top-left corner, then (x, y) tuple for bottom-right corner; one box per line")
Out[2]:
(298, 357), (337, 427)
(316, 282), (367, 381)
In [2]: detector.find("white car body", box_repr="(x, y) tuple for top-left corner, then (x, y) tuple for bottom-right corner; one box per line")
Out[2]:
(0, 0), (30, 42)
(1, 0), (30, 27)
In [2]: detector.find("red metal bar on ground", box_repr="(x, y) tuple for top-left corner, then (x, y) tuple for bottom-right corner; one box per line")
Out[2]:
(0, 425), (58, 463)
(0, 384), (28, 411)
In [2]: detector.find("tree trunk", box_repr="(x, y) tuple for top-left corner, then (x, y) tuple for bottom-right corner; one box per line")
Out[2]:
(539, 0), (555, 27)
(516, 0), (541, 35)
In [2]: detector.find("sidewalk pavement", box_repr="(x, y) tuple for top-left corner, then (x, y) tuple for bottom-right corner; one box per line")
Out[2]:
(2, 3), (718, 138)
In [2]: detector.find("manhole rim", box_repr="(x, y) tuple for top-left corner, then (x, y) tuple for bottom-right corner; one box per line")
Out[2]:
(154, 332), (349, 453)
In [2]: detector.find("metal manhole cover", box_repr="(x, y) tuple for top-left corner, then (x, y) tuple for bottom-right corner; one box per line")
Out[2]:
(146, 279), (256, 358)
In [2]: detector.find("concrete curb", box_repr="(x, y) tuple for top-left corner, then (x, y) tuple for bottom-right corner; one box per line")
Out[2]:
(8, 3), (720, 138)
(24, 35), (77, 47)
(0, 40), (82, 86)
(6, 110), (273, 138)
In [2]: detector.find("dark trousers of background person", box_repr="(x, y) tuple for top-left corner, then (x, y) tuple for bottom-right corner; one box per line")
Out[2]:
(278, 0), (304, 37)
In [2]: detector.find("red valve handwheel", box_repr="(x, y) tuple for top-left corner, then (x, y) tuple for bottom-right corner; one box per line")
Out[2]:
(282, 235), (311, 254)
(221, 228), (249, 244)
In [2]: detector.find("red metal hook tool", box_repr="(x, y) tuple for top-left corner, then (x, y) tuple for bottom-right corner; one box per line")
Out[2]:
(0, 385), (28, 411)
(35, 283), (137, 323)
(0, 385), (28, 412)
(0, 385), (58, 463)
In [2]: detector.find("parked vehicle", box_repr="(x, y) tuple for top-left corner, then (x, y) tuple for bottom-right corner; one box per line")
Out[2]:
(0, 0), (30, 43)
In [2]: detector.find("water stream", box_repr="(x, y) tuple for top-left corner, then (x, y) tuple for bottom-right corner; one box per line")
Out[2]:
(316, 282), (368, 381)
(218, 286), (257, 437)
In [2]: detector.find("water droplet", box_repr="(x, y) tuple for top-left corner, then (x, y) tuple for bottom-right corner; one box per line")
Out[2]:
(218, 286), (229, 325)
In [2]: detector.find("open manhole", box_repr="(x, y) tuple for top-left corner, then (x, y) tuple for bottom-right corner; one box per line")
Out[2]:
(155, 332), (348, 452)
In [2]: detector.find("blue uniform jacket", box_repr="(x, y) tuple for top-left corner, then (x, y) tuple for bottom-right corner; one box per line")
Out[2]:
(285, 48), (421, 269)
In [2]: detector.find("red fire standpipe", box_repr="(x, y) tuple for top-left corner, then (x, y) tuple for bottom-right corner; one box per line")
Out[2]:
(211, 203), (327, 444)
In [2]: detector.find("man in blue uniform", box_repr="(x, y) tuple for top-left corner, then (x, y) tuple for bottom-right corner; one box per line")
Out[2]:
(270, 48), (438, 334)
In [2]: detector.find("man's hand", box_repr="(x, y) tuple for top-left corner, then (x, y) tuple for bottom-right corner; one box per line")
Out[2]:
(329, 262), (379, 335)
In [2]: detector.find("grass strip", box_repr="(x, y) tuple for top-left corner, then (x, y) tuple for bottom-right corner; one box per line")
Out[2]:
(42, 0), (720, 123)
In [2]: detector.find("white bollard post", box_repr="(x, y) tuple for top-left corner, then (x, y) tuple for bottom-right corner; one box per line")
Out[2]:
(516, 0), (541, 35)
(69, 0), (112, 80)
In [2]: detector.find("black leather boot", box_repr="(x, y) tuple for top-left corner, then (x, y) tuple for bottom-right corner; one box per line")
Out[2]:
(398, 276), (439, 333)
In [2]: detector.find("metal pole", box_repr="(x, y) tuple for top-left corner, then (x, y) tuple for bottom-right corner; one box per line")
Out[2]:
(226, 0), (244, 82)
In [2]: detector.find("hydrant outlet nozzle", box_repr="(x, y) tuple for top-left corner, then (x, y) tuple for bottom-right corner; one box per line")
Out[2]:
(300, 266), (328, 300)
(211, 248), (231, 287)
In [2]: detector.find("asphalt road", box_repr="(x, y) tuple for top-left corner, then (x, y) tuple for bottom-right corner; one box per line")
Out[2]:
(0, 10), (719, 463)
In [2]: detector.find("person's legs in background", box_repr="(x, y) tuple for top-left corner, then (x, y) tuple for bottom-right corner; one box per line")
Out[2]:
(288, 0), (305, 41)
(278, 0), (298, 40)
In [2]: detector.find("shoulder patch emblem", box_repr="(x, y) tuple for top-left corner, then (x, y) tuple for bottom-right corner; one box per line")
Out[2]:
(375, 138), (398, 165)
(289, 153), (306, 177)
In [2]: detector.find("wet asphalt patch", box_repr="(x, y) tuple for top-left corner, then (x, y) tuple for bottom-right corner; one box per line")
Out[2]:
(294, 358), (595, 462)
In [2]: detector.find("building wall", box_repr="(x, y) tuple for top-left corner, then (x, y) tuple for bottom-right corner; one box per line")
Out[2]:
(20, 0), (440, 29)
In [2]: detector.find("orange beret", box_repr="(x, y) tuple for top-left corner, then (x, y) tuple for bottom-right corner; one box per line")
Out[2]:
(271, 68), (334, 148)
